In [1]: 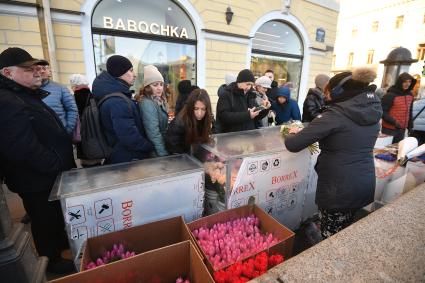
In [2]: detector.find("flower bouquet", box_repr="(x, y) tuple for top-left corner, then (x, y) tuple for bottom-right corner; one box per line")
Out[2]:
(84, 243), (135, 270)
(280, 121), (319, 154)
(213, 251), (284, 283)
(191, 215), (279, 270)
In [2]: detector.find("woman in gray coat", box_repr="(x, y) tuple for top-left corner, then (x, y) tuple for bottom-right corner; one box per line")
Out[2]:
(285, 67), (382, 239)
(138, 65), (169, 156)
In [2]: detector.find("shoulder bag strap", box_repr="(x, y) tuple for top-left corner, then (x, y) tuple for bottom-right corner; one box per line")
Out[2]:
(412, 104), (425, 122)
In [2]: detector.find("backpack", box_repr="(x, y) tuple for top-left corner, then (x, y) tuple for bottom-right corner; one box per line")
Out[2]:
(80, 92), (133, 160)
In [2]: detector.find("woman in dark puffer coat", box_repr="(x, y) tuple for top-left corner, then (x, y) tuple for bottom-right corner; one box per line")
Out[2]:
(285, 67), (383, 239)
(166, 89), (214, 154)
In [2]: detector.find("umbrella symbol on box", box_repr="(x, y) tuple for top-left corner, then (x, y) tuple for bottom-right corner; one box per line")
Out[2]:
(95, 199), (113, 219)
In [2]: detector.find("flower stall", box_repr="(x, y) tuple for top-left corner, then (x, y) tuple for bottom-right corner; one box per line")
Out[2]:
(49, 154), (205, 267)
(193, 126), (316, 231)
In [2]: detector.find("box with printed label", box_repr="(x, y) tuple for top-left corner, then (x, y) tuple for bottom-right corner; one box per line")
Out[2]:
(50, 154), (205, 263)
(193, 126), (314, 230)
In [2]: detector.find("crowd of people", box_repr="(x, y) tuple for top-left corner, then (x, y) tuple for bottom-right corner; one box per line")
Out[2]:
(0, 47), (424, 275)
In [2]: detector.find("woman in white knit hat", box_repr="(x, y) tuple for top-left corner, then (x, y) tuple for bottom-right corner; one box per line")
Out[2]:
(254, 76), (272, 127)
(137, 65), (169, 156)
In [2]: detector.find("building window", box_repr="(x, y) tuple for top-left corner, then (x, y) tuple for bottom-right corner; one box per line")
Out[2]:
(91, 0), (197, 110)
(395, 15), (404, 29)
(352, 28), (358, 37)
(418, 44), (425, 60)
(348, 52), (354, 67)
(367, 50), (374, 64)
(371, 21), (379, 32)
(251, 20), (303, 101)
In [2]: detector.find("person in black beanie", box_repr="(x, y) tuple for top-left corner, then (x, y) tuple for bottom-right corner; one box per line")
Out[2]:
(284, 67), (382, 240)
(216, 69), (269, 133)
(175, 79), (199, 115)
(91, 55), (153, 164)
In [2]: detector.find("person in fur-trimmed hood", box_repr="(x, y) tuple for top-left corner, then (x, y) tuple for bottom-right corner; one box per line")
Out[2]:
(381, 72), (416, 143)
(284, 67), (382, 239)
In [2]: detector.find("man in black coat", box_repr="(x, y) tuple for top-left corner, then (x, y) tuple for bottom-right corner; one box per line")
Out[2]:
(0, 48), (76, 274)
(285, 67), (382, 239)
(302, 74), (330, 122)
(216, 69), (269, 133)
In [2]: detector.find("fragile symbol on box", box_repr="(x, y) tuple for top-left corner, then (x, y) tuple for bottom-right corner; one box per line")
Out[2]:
(71, 226), (88, 240)
(97, 218), (115, 235)
(66, 205), (86, 225)
(95, 198), (113, 219)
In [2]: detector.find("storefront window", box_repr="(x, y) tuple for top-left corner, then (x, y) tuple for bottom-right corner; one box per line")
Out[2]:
(92, 0), (197, 110)
(251, 20), (303, 101)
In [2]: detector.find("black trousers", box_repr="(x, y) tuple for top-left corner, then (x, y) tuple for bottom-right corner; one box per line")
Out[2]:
(18, 190), (69, 261)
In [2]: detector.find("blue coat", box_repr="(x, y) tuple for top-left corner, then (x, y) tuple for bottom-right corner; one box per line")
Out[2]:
(92, 71), (153, 164)
(41, 80), (78, 134)
(139, 97), (169, 156)
(271, 87), (301, 125)
(412, 98), (425, 131)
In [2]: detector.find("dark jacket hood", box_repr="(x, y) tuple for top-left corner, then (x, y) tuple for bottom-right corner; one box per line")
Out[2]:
(391, 72), (416, 94)
(217, 84), (227, 97)
(92, 71), (132, 99)
(331, 85), (382, 126)
(307, 87), (324, 98)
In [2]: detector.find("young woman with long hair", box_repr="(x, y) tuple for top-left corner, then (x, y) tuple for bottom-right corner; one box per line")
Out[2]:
(166, 88), (214, 154)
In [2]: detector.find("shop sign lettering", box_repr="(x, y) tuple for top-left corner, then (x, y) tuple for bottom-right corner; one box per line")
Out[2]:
(271, 170), (298, 185)
(234, 182), (255, 194)
(121, 200), (133, 228)
(103, 16), (188, 38)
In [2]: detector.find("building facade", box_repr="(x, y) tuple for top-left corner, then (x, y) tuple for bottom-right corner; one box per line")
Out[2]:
(0, 0), (339, 111)
(333, 0), (425, 90)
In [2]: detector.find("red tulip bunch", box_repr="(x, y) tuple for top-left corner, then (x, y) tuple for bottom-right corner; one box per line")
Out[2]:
(192, 215), (279, 270)
(213, 252), (284, 283)
(85, 243), (136, 270)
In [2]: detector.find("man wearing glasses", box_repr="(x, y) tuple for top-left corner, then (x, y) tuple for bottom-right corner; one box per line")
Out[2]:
(0, 48), (75, 274)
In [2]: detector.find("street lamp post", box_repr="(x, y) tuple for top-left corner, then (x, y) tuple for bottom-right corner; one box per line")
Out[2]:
(380, 47), (418, 89)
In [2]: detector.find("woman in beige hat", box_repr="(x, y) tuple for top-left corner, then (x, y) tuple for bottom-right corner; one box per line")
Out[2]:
(138, 65), (169, 156)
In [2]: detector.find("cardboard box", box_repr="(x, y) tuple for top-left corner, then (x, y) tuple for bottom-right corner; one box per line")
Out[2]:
(187, 204), (295, 272)
(50, 241), (214, 283)
(80, 216), (196, 271)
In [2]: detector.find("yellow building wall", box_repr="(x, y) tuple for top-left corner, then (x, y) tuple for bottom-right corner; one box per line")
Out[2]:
(1, 0), (338, 98)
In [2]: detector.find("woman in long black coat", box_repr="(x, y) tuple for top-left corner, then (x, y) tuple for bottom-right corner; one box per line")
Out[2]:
(285, 67), (383, 239)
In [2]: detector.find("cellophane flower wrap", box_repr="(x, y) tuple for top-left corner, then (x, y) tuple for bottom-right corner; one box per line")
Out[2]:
(213, 251), (284, 283)
(280, 121), (319, 154)
(192, 215), (280, 270)
(85, 243), (136, 270)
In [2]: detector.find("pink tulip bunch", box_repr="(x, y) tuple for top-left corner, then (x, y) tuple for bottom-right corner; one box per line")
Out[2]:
(192, 215), (279, 270)
(175, 277), (190, 283)
(85, 243), (136, 270)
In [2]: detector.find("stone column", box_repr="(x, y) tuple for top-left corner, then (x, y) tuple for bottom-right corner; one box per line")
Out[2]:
(0, 183), (48, 282)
